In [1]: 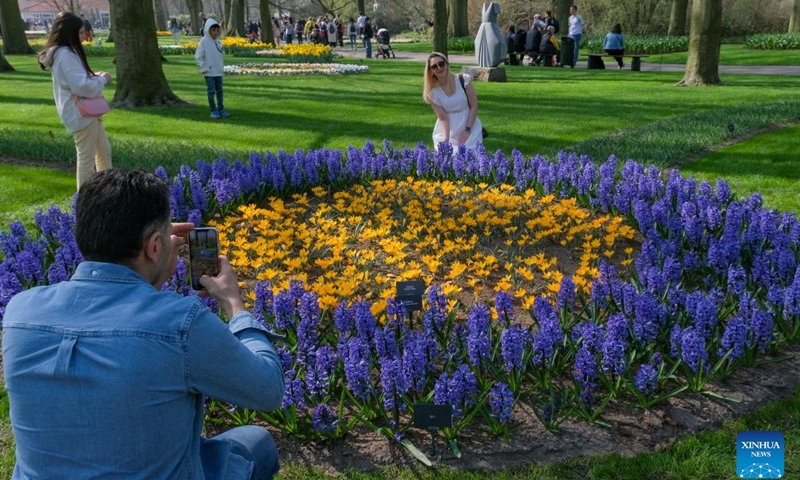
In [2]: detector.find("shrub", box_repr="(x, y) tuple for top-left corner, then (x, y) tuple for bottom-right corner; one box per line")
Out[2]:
(745, 33), (800, 50)
(582, 34), (689, 54)
(448, 36), (475, 52)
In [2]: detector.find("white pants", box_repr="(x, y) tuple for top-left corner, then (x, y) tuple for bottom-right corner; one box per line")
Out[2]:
(73, 117), (112, 189)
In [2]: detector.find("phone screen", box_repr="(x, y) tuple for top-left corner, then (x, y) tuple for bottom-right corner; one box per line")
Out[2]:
(188, 227), (220, 290)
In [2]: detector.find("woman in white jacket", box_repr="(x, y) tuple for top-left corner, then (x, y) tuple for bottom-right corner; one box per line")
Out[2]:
(39, 11), (113, 190)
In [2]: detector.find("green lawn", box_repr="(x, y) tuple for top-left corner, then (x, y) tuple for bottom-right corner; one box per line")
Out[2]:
(1, 46), (800, 479)
(680, 123), (800, 214)
(642, 43), (800, 66)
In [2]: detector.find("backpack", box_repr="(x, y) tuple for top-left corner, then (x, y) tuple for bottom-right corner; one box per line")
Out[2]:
(349, 22), (356, 34)
(328, 23), (336, 35)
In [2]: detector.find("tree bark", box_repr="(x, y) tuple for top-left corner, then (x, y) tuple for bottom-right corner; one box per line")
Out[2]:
(154, 0), (169, 31)
(0, 0), (35, 54)
(677, 0), (723, 86)
(668, 0), (689, 36)
(225, 0), (244, 36)
(357, 0), (365, 17)
(0, 47), (14, 71)
(790, 0), (800, 33)
(259, 0), (273, 44)
(109, 0), (184, 106)
(187, 0), (203, 35)
(553, 0), (570, 34)
(433, 0), (448, 55)
(447, 0), (468, 37)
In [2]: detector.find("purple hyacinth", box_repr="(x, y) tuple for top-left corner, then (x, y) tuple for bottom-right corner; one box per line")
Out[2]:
(306, 345), (337, 398)
(340, 336), (372, 401)
(273, 289), (296, 331)
(281, 369), (306, 409)
(386, 297), (408, 329)
(601, 313), (629, 376)
(422, 285), (448, 331)
(632, 293), (666, 345)
(495, 290), (514, 325)
(311, 404), (339, 435)
(333, 301), (355, 336)
(501, 325), (526, 372)
(488, 382), (514, 423)
(556, 276), (576, 312)
(380, 356), (410, 411)
(783, 266), (800, 320)
(402, 330), (435, 392)
(374, 324), (399, 361)
(635, 364), (659, 395)
(717, 315), (747, 360)
(573, 344), (597, 390)
(679, 326), (708, 372)
(253, 280), (274, 324)
(297, 292), (321, 362)
(467, 303), (491, 369)
(726, 264), (747, 297)
(532, 297), (564, 366)
(354, 299), (377, 341)
(434, 364), (477, 418)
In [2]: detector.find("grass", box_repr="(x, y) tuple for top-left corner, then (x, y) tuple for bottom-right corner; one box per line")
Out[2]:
(642, 43), (800, 66)
(1, 53), (799, 176)
(0, 163), (74, 227)
(679, 123), (800, 214)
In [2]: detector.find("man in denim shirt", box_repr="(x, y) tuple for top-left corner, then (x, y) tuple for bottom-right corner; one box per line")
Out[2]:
(3, 170), (284, 479)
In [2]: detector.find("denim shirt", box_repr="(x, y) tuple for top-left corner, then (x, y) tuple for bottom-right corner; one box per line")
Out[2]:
(2, 262), (284, 479)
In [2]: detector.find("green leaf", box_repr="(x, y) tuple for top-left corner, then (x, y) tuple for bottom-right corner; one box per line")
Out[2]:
(400, 438), (432, 466)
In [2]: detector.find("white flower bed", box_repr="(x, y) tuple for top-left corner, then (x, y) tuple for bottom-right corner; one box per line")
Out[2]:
(224, 63), (369, 76)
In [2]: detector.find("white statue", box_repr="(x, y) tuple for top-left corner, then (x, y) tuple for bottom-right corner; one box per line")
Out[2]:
(474, 3), (507, 68)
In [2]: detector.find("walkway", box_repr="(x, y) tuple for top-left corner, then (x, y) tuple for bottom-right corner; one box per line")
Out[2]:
(334, 48), (800, 76)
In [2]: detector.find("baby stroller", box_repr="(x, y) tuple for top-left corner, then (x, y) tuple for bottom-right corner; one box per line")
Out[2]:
(376, 28), (396, 59)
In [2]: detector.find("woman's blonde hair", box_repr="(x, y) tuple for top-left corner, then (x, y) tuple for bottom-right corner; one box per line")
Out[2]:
(423, 52), (455, 104)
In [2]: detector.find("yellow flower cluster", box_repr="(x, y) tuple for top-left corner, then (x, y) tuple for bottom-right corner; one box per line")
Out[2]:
(156, 30), (172, 35)
(182, 38), (272, 50)
(211, 178), (638, 315)
(280, 43), (331, 57)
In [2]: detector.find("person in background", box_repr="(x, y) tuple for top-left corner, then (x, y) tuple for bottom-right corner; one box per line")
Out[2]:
(423, 52), (484, 150)
(39, 11), (112, 190)
(196, 19), (228, 119)
(80, 14), (93, 42)
(505, 25), (518, 65)
(604, 23), (625, 69)
(357, 11), (366, 36)
(544, 10), (559, 34)
(169, 17), (181, 44)
(526, 22), (543, 66)
(362, 17), (374, 58)
(347, 17), (357, 49)
(295, 18), (304, 43)
(539, 25), (559, 67)
(3, 169), (285, 480)
(568, 5), (586, 66)
(199, 12), (207, 36)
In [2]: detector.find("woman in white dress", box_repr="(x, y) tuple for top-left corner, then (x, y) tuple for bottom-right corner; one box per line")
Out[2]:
(423, 52), (484, 149)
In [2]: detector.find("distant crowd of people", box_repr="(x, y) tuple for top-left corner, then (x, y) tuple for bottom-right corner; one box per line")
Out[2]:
(504, 5), (625, 69)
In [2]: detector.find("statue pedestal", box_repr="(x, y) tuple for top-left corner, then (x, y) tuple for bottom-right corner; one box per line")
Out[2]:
(460, 66), (507, 82)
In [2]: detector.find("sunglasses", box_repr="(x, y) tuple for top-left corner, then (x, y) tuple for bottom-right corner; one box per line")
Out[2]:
(429, 60), (447, 71)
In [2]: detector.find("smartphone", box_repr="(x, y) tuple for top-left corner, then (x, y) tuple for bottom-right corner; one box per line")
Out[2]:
(188, 227), (220, 290)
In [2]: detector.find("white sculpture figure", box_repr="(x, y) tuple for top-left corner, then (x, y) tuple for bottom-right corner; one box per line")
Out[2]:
(474, 3), (507, 67)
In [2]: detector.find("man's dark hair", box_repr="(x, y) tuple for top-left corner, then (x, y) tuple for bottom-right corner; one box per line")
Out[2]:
(76, 170), (171, 265)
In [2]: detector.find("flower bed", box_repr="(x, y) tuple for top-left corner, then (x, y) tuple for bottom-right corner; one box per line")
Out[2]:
(2, 142), (799, 463)
(224, 62), (368, 76)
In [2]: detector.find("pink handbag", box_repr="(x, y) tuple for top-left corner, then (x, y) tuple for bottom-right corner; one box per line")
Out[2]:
(76, 96), (111, 117)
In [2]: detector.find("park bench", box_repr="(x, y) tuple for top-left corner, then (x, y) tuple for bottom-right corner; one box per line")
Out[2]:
(587, 53), (650, 71)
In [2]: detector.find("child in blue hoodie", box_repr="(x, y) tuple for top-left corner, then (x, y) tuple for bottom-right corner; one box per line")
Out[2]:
(195, 19), (228, 119)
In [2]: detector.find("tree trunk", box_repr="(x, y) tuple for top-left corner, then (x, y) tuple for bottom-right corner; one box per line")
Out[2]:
(154, 0), (169, 31)
(0, 0), (35, 54)
(357, 0), (365, 17)
(553, 0), (570, 34)
(187, 0), (203, 35)
(677, 0), (723, 86)
(790, 0), (800, 33)
(433, 0), (448, 55)
(447, 0), (468, 37)
(668, 0), (689, 36)
(225, 0), (244, 36)
(259, 0), (274, 44)
(110, 0), (184, 106)
(0, 47), (14, 71)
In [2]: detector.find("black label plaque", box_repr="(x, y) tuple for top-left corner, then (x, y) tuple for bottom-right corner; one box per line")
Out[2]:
(413, 404), (452, 430)
(396, 280), (425, 313)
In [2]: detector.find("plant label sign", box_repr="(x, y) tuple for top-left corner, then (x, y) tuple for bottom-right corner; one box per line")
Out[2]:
(413, 404), (452, 430)
(396, 280), (425, 313)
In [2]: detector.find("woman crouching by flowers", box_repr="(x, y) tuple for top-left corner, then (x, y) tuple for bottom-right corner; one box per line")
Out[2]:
(423, 52), (484, 150)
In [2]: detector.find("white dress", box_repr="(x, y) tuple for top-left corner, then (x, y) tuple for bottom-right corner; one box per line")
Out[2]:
(428, 74), (484, 149)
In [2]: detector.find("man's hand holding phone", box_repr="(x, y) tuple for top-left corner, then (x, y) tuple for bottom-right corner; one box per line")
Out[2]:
(199, 256), (246, 319)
